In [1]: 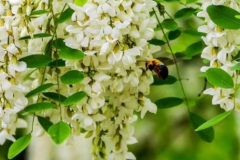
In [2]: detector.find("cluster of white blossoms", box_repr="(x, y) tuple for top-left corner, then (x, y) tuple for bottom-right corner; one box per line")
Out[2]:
(198, 1), (240, 111)
(0, 0), (159, 159)
(64, 0), (158, 159)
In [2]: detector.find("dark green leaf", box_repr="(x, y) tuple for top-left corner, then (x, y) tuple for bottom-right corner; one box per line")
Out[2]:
(25, 83), (54, 98)
(63, 91), (87, 106)
(155, 97), (183, 109)
(174, 8), (196, 19)
(207, 5), (240, 29)
(30, 10), (48, 16)
(19, 33), (52, 40)
(61, 70), (84, 84)
(59, 46), (84, 60)
(45, 40), (52, 57)
(58, 8), (74, 23)
(168, 29), (181, 40)
(8, 134), (31, 159)
(148, 39), (165, 46)
(52, 38), (67, 49)
(38, 116), (53, 132)
(183, 30), (206, 37)
(152, 75), (177, 85)
(196, 110), (232, 131)
(48, 59), (66, 67)
(206, 68), (234, 88)
(162, 19), (178, 31)
(23, 102), (56, 114)
(190, 112), (214, 143)
(43, 92), (67, 103)
(186, 41), (204, 57)
(19, 54), (52, 68)
(48, 121), (71, 144)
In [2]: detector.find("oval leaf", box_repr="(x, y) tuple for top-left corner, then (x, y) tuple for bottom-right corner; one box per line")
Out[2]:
(186, 41), (204, 57)
(52, 38), (67, 50)
(168, 29), (181, 40)
(74, 0), (87, 6)
(58, 8), (74, 23)
(38, 116), (53, 132)
(48, 121), (71, 144)
(23, 102), (56, 114)
(195, 110), (232, 131)
(63, 91), (87, 106)
(19, 33), (52, 40)
(59, 46), (84, 60)
(25, 83), (54, 98)
(19, 54), (52, 68)
(152, 75), (177, 85)
(61, 70), (84, 84)
(148, 39), (165, 46)
(206, 68), (234, 88)
(48, 59), (66, 67)
(43, 92), (67, 103)
(162, 19), (178, 31)
(231, 63), (240, 70)
(207, 5), (240, 29)
(155, 97), (183, 109)
(190, 112), (214, 143)
(8, 134), (31, 159)
(174, 8), (196, 19)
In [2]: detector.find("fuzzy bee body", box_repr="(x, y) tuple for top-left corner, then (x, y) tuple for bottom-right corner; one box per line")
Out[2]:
(146, 59), (169, 80)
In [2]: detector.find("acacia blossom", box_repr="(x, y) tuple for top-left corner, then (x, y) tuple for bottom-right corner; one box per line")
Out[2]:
(198, 0), (240, 110)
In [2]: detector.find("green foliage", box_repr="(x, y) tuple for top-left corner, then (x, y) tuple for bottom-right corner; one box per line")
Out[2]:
(196, 110), (232, 131)
(19, 33), (52, 40)
(207, 5), (240, 29)
(162, 19), (178, 31)
(25, 83), (54, 98)
(174, 8), (196, 19)
(38, 116), (53, 132)
(190, 112), (214, 143)
(52, 38), (67, 49)
(43, 92), (67, 103)
(152, 75), (177, 85)
(58, 8), (74, 23)
(63, 91), (87, 106)
(59, 46), (85, 60)
(19, 54), (52, 68)
(48, 59), (66, 67)
(155, 97), (183, 109)
(206, 68), (234, 88)
(148, 39), (165, 46)
(61, 70), (84, 84)
(231, 63), (240, 70)
(168, 29), (181, 40)
(186, 41), (204, 57)
(74, 0), (88, 6)
(8, 134), (31, 159)
(23, 102), (56, 114)
(30, 10), (48, 17)
(48, 121), (71, 144)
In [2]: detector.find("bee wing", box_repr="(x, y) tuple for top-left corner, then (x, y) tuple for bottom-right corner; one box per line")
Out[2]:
(155, 57), (175, 65)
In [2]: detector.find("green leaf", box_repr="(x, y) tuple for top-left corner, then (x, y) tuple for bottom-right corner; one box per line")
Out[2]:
(45, 40), (52, 57)
(168, 29), (181, 40)
(38, 116), (53, 132)
(25, 83), (54, 98)
(207, 5), (240, 29)
(190, 112), (214, 143)
(19, 54), (52, 68)
(63, 91), (87, 106)
(162, 19), (178, 31)
(59, 46), (85, 60)
(8, 134), (31, 159)
(48, 121), (71, 144)
(30, 10), (48, 16)
(74, 0), (88, 6)
(19, 33), (52, 40)
(155, 97), (183, 109)
(195, 110), (232, 131)
(61, 70), (84, 84)
(152, 75), (177, 85)
(231, 63), (240, 70)
(186, 41), (204, 57)
(52, 38), (67, 49)
(43, 92), (67, 103)
(58, 8), (74, 23)
(48, 59), (66, 67)
(183, 30), (206, 37)
(206, 68), (234, 88)
(148, 39), (165, 46)
(23, 102), (56, 114)
(174, 8), (196, 19)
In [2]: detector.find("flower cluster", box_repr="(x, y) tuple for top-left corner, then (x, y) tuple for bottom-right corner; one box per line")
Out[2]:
(64, 0), (158, 159)
(198, 0), (240, 110)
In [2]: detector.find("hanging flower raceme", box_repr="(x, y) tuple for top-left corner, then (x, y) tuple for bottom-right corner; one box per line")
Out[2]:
(198, 1), (240, 111)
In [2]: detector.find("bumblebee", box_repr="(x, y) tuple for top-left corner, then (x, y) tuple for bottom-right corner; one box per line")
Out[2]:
(146, 59), (169, 80)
